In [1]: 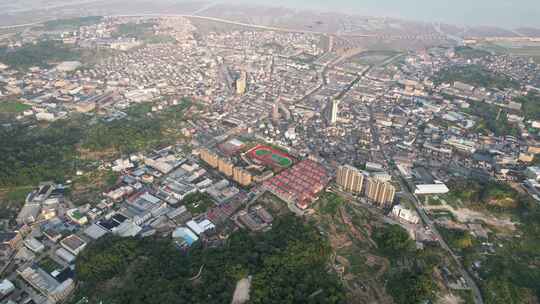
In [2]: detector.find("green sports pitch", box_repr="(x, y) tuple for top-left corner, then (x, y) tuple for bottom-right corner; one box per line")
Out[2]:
(249, 146), (293, 168)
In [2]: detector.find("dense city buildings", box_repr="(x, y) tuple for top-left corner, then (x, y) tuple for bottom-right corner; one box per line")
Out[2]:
(0, 6), (540, 304)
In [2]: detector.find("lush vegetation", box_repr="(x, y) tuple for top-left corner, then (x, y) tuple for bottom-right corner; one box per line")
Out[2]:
(444, 179), (524, 212)
(373, 224), (438, 304)
(73, 215), (345, 304)
(466, 101), (519, 137)
(469, 207), (540, 304)
(0, 186), (32, 223)
(181, 192), (215, 215)
(454, 46), (490, 59)
(0, 41), (80, 69)
(373, 224), (415, 258)
(316, 191), (345, 216)
(466, 201), (540, 304)
(114, 22), (155, 38)
(0, 99), (192, 188)
(435, 65), (519, 90)
(4, 187), (32, 202)
(515, 92), (540, 121)
(112, 22), (173, 43)
(83, 115), (162, 154)
(104, 170), (120, 188)
(38, 257), (62, 274)
(68, 169), (120, 206)
(386, 269), (437, 304)
(441, 178), (540, 303)
(43, 16), (103, 31)
(438, 227), (475, 251)
(84, 100), (191, 153)
(0, 119), (82, 187)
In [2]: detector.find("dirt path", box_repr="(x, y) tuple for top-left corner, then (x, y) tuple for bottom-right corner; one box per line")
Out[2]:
(78, 147), (117, 160)
(340, 206), (377, 248)
(365, 254), (389, 280)
(322, 207), (392, 304)
(231, 276), (251, 304)
(0, 185), (34, 193)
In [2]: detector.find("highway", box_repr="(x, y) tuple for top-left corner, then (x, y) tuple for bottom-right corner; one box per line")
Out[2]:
(0, 21), (52, 30)
(3, 13), (327, 33)
(106, 13), (373, 37)
(1, 12), (450, 44)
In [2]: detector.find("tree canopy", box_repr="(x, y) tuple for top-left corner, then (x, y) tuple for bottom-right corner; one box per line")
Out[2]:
(0, 99), (192, 188)
(0, 41), (81, 69)
(73, 215), (345, 304)
(387, 269), (437, 304)
(373, 224), (415, 258)
(435, 65), (519, 90)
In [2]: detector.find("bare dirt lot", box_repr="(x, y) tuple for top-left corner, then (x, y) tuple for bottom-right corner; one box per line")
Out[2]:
(425, 204), (516, 232)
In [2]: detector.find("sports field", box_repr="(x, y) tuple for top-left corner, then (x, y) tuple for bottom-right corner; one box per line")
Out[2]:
(0, 101), (31, 113)
(247, 145), (293, 168)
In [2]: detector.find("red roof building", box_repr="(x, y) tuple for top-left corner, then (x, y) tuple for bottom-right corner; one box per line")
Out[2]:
(263, 160), (330, 211)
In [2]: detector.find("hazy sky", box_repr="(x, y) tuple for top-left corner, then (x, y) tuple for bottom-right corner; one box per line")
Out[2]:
(2, 0), (538, 29)
(224, 0), (540, 28)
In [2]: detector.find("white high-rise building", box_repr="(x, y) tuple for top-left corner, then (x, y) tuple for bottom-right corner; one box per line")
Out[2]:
(329, 99), (339, 124)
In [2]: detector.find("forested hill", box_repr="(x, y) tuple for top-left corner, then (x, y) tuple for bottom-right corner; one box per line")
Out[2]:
(72, 215), (345, 304)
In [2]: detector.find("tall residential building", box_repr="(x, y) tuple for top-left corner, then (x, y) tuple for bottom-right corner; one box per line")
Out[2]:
(365, 178), (395, 208)
(328, 99), (339, 124)
(336, 165), (364, 194)
(236, 71), (247, 95)
(200, 148), (219, 168)
(272, 100), (281, 124)
(218, 158), (234, 177)
(233, 167), (252, 187)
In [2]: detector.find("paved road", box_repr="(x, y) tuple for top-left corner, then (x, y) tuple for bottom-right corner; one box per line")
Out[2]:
(107, 13), (377, 37)
(368, 105), (484, 304)
(1, 12), (448, 44)
(332, 187), (400, 227)
(395, 175), (484, 304)
(433, 22), (464, 45)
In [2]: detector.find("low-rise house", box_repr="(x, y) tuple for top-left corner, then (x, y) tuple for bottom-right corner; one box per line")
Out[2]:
(60, 235), (86, 256)
(24, 237), (45, 253)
